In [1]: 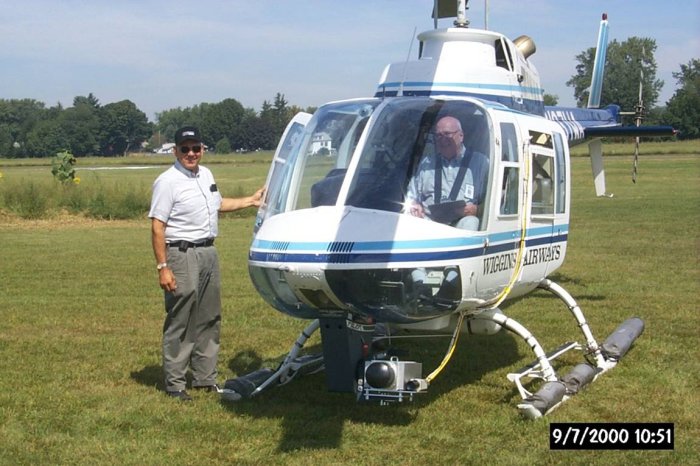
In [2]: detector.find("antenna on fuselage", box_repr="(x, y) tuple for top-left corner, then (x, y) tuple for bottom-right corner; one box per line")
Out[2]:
(398, 26), (418, 97)
(485, 0), (489, 29)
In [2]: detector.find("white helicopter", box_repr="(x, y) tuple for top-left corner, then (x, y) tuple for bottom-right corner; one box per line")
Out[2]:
(223, 0), (674, 419)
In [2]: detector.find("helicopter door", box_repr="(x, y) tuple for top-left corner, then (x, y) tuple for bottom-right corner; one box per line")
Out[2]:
(254, 112), (312, 232)
(527, 129), (557, 282)
(477, 119), (521, 298)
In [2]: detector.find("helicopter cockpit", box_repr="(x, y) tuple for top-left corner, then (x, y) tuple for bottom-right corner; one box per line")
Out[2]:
(258, 97), (492, 232)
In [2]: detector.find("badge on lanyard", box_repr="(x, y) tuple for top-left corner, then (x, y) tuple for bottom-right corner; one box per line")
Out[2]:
(464, 184), (474, 200)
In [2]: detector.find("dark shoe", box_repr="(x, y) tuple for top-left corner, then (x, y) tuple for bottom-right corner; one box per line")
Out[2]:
(194, 384), (221, 393)
(166, 390), (192, 401)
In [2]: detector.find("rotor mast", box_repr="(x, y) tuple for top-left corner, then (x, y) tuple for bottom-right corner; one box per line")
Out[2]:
(433, 0), (471, 29)
(455, 0), (469, 27)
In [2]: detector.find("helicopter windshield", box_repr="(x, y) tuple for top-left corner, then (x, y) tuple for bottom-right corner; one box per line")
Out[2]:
(263, 97), (491, 231)
(344, 97), (491, 229)
(261, 99), (378, 221)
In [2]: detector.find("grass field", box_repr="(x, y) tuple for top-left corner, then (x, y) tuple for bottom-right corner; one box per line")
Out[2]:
(0, 150), (698, 465)
(0, 153), (270, 220)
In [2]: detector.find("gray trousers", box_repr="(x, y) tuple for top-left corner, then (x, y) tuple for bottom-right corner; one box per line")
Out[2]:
(162, 245), (221, 392)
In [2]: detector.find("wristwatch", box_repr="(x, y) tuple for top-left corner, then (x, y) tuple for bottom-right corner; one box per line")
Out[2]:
(156, 262), (168, 271)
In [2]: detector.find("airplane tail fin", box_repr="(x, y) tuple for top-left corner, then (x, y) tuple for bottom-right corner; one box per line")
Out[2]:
(587, 13), (609, 109)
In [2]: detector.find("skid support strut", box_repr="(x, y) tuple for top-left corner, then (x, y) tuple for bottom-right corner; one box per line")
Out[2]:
(221, 320), (324, 401)
(481, 279), (645, 419)
(537, 279), (607, 367)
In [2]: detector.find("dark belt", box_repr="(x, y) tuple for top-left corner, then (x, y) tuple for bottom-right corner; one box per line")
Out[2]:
(167, 238), (215, 252)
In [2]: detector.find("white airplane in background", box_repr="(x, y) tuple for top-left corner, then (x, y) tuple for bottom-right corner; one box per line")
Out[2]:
(222, 0), (675, 419)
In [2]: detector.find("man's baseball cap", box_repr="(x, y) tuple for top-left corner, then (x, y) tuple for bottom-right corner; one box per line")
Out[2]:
(174, 126), (202, 144)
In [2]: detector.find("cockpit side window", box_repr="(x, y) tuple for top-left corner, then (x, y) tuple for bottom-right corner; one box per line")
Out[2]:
(500, 122), (519, 215)
(553, 132), (567, 214)
(264, 120), (307, 219)
(495, 38), (513, 71)
(531, 152), (555, 215)
(529, 130), (555, 215)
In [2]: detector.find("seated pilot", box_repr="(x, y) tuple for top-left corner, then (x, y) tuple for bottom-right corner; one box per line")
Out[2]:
(405, 115), (489, 230)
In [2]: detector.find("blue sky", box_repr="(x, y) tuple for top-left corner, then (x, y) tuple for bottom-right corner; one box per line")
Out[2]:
(2, 0), (698, 120)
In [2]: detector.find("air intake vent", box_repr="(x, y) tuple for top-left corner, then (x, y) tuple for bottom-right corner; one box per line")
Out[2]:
(270, 241), (290, 251)
(327, 241), (354, 253)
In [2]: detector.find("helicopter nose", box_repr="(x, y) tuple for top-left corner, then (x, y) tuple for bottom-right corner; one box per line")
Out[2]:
(249, 207), (467, 323)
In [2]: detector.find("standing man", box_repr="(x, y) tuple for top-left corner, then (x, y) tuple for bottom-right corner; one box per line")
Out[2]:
(407, 115), (489, 230)
(149, 126), (264, 401)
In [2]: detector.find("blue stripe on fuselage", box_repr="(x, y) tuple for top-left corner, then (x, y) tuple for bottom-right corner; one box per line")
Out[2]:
(250, 227), (568, 265)
(377, 81), (543, 96)
(374, 85), (545, 116)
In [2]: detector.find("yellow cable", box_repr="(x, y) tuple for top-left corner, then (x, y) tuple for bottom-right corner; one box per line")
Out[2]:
(425, 144), (532, 384)
(482, 144), (531, 309)
(426, 311), (465, 383)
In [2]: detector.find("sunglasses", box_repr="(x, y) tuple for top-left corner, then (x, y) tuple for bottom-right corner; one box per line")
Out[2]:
(433, 130), (461, 138)
(179, 145), (202, 154)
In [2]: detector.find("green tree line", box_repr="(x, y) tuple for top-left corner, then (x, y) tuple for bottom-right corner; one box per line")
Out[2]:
(0, 92), (313, 158)
(154, 93), (313, 154)
(0, 93), (151, 158)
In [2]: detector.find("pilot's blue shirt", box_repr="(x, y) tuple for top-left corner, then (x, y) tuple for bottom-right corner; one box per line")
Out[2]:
(407, 147), (489, 208)
(148, 161), (222, 242)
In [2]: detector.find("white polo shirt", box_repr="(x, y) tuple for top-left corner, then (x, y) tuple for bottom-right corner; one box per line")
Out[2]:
(149, 161), (222, 242)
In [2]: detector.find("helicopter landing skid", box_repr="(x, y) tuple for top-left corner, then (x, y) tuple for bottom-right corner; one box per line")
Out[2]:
(492, 278), (644, 419)
(222, 280), (643, 418)
(221, 320), (324, 402)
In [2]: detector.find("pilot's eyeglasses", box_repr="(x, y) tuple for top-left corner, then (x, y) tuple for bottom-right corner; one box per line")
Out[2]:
(180, 145), (202, 154)
(433, 130), (460, 138)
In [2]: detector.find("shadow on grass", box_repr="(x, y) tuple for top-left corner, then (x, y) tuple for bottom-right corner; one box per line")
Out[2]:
(220, 330), (520, 452)
(130, 365), (164, 391)
(544, 273), (607, 301)
(130, 364), (228, 394)
(498, 273), (608, 304)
